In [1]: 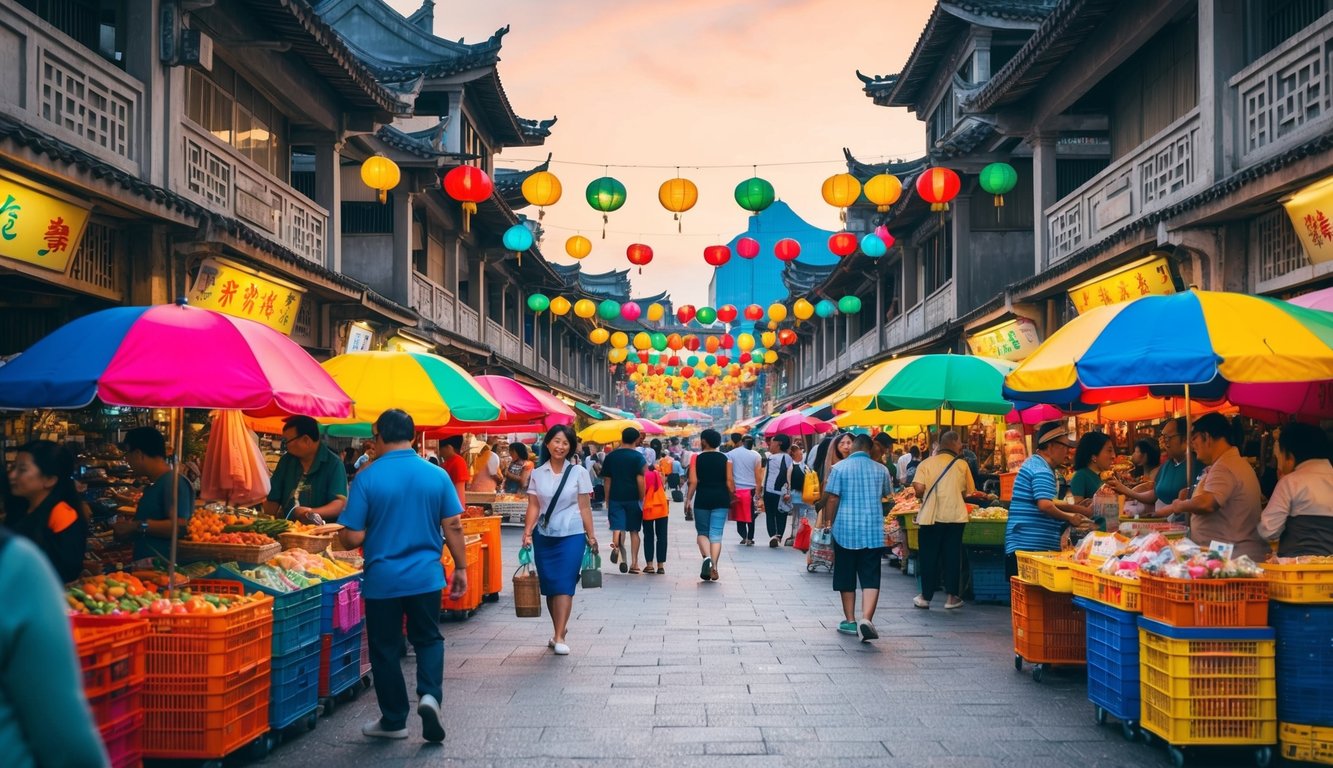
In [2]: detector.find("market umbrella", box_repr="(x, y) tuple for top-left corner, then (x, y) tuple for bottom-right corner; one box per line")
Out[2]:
(834, 407), (982, 429)
(763, 410), (834, 437)
(636, 418), (666, 435)
(199, 409), (270, 506)
(833, 354), (1016, 415)
(1289, 287), (1333, 312)
(659, 408), (711, 425)
(578, 418), (651, 444)
(427, 376), (574, 436)
(320, 351), (500, 426)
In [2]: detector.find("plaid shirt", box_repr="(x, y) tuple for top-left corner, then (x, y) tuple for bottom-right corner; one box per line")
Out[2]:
(825, 452), (892, 550)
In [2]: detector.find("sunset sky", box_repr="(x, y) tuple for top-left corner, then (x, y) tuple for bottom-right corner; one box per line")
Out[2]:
(387, 0), (934, 306)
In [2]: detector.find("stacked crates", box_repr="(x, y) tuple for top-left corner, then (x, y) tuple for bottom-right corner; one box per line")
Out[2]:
(71, 615), (150, 768)
(1010, 575), (1085, 682)
(461, 515), (503, 602)
(1268, 562), (1333, 765)
(318, 575), (365, 703)
(965, 548), (1009, 604)
(1074, 597), (1141, 739)
(441, 534), (484, 618)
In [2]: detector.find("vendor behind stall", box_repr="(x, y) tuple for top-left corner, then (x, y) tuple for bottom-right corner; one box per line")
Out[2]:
(1004, 422), (1094, 577)
(112, 427), (193, 560)
(1109, 418), (1198, 521)
(263, 415), (347, 524)
(1258, 422), (1333, 556)
(1160, 413), (1267, 561)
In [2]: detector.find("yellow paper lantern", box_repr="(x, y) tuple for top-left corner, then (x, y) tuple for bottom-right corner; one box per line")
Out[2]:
(610, 331), (629, 349)
(761, 331), (776, 348)
(608, 348), (628, 364)
(550, 296), (571, 316)
(821, 173), (861, 222)
(646, 303), (665, 322)
(633, 332), (652, 350)
(658, 177), (699, 231)
(565, 235), (593, 260)
(521, 171), (562, 219)
(863, 173), (903, 213)
(360, 154), (400, 204)
(589, 327), (610, 345)
(574, 299), (597, 319)
(764, 350), (778, 364)
(768, 303), (788, 323)
(793, 298), (815, 321)
(636, 364), (649, 375)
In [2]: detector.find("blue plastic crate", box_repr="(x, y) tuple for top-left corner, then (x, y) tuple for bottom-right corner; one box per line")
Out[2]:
(1271, 603), (1333, 726)
(270, 640), (320, 730)
(1080, 597), (1139, 657)
(320, 623), (363, 699)
(209, 566), (322, 656)
(1076, 597), (1140, 723)
(319, 575), (361, 634)
(967, 549), (1010, 603)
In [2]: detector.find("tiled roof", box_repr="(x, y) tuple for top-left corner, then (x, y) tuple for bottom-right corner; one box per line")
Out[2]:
(781, 261), (837, 296)
(518, 117), (558, 142)
(856, 71), (898, 106)
(494, 154), (552, 208)
(375, 122), (458, 159)
(932, 116), (997, 160)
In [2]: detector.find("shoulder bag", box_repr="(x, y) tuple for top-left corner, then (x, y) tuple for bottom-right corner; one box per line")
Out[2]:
(917, 456), (962, 526)
(802, 465), (821, 504)
(539, 464), (574, 531)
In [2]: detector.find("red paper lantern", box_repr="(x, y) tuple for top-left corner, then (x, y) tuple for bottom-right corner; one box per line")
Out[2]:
(668, 355), (681, 367)
(778, 328), (798, 346)
(719, 334), (735, 350)
(684, 335), (700, 351)
(736, 237), (760, 259)
(717, 355), (731, 367)
(743, 304), (764, 322)
(703, 245), (731, 267)
(676, 305), (696, 324)
(626, 243), (653, 273)
(738, 352), (752, 364)
(680, 366), (695, 378)
(637, 351), (650, 363)
(875, 225), (896, 250)
(774, 238), (801, 262)
(441, 165), (493, 233)
(828, 231), (858, 257)
(717, 304), (738, 323)
(654, 365), (665, 375)
(916, 167), (961, 212)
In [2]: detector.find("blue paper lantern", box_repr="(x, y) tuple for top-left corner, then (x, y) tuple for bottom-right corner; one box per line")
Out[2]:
(815, 300), (836, 318)
(860, 233), (887, 258)
(503, 224), (534, 264)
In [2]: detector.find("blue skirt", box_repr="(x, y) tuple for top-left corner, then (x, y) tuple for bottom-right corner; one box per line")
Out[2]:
(532, 530), (585, 597)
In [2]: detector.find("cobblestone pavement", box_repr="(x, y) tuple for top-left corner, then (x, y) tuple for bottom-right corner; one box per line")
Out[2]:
(264, 503), (1260, 768)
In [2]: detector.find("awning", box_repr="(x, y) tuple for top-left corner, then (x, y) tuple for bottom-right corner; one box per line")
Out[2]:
(575, 402), (608, 420)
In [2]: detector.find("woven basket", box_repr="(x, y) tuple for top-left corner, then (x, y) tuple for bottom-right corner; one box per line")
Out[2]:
(177, 539), (281, 564)
(278, 531), (334, 553)
(513, 570), (542, 617)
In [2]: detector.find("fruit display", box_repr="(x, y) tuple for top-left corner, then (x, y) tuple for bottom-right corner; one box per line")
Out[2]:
(187, 507), (277, 545)
(1072, 531), (1265, 580)
(221, 563), (321, 593)
(970, 506), (1009, 520)
(67, 572), (256, 616)
(271, 548), (360, 580)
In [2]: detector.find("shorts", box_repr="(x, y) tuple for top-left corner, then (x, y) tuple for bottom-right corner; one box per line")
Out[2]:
(832, 540), (883, 593)
(607, 500), (643, 533)
(694, 507), (728, 543)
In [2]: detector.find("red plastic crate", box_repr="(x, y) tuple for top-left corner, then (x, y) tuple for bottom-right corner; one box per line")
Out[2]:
(1139, 575), (1269, 628)
(318, 626), (363, 698)
(1011, 577), (1086, 665)
(140, 660), (269, 759)
(100, 710), (144, 768)
(71, 615), (149, 701)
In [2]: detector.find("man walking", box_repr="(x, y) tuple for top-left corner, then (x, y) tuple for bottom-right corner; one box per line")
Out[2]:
(340, 409), (468, 743)
(727, 434), (762, 545)
(823, 433), (894, 642)
(911, 431), (975, 610)
(601, 427), (647, 573)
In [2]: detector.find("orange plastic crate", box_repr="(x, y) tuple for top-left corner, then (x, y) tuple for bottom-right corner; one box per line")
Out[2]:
(1139, 575), (1269, 628)
(71, 615), (149, 703)
(441, 536), (484, 612)
(1069, 562), (1142, 612)
(142, 580), (273, 681)
(1010, 577), (1086, 664)
(462, 515), (503, 596)
(141, 660), (269, 759)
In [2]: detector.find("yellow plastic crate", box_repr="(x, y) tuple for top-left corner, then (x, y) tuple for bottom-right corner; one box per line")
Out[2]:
(1141, 664), (1276, 700)
(1069, 561), (1142, 612)
(1142, 695), (1276, 746)
(1015, 551), (1074, 593)
(1264, 562), (1333, 604)
(900, 514), (919, 551)
(1138, 628), (1275, 678)
(1140, 680), (1276, 721)
(1280, 722), (1333, 765)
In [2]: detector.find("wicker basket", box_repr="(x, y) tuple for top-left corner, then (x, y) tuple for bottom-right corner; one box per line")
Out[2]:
(278, 531), (334, 553)
(176, 539), (281, 564)
(513, 569), (542, 617)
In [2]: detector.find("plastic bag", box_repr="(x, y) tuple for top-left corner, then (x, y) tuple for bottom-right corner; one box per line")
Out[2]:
(580, 546), (602, 589)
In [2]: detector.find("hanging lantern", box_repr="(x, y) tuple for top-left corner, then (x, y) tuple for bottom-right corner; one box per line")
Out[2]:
(768, 303), (788, 323)
(550, 296), (572, 316)
(778, 328), (798, 346)
(589, 327), (610, 345)
(859, 233), (887, 258)
(658, 177), (699, 232)
(526, 293), (550, 314)
(360, 154), (400, 204)
(573, 299), (597, 319)
(820, 173), (861, 223)
(633, 332), (652, 350)
(696, 306), (718, 325)
(626, 243), (653, 274)
(795, 297), (815, 320)
(716, 304), (738, 323)
(916, 167), (961, 212)
(684, 335), (700, 351)
(676, 305), (696, 324)
(521, 170), (562, 219)
(743, 304), (764, 322)
(719, 334), (735, 350)
(442, 165), (493, 233)
(815, 299), (836, 318)
(502, 223), (534, 265)
(736, 237), (760, 259)
(734, 177), (775, 215)
(646, 303), (664, 322)
(979, 162), (1018, 208)
(565, 234), (592, 260)
(774, 238), (801, 262)
(586, 176), (627, 238)
(650, 332), (668, 351)
(761, 331), (776, 348)
(764, 350), (778, 364)
(828, 231), (858, 257)
(608, 348), (627, 364)
(838, 295), (863, 314)
(703, 245), (731, 267)
(666, 333), (683, 350)
(739, 352), (752, 365)
(862, 173), (903, 213)
(597, 300), (621, 321)
(620, 302), (642, 322)
(610, 331), (629, 348)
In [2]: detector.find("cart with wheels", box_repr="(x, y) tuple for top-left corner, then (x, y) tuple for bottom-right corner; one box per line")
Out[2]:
(1011, 576), (1085, 683)
(1074, 596), (1140, 740)
(806, 527), (834, 573)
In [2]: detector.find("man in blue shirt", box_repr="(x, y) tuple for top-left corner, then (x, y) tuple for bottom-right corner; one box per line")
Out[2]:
(111, 427), (193, 561)
(340, 409), (467, 744)
(823, 434), (894, 643)
(1005, 422), (1093, 577)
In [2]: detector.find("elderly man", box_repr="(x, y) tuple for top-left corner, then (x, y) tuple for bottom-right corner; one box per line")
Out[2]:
(1005, 421), (1094, 577)
(823, 433), (895, 642)
(911, 431), (975, 610)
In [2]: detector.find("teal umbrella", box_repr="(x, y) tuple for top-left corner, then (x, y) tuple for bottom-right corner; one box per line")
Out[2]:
(836, 355), (1015, 415)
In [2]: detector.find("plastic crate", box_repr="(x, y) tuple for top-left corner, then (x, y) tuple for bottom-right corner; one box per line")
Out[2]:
(1141, 680), (1276, 723)
(100, 710), (144, 768)
(1076, 598), (1141, 722)
(334, 580), (362, 632)
(70, 615), (149, 708)
(1280, 722), (1333, 765)
(270, 640), (320, 730)
(318, 623), (363, 698)
(1138, 575), (1269, 628)
(1015, 551), (1074, 593)
(441, 536), (484, 612)
(319, 575), (361, 634)
(461, 515), (503, 595)
(141, 581), (274, 681)
(1138, 618), (1275, 676)
(141, 659), (269, 759)
(1011, 577), (1086, 665)
(1263, 561), (1333, 604)
(1069, 562), (1142, 612)
(961, 518), (1005, 547)
(208, 567), (322, 657)
(967, 549), (1010, 603)
(903, 515), (919, 551)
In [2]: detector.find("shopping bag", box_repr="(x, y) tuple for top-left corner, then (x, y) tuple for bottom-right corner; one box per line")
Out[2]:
(580, 545), (602, 589)
(793, 518), (812, 552)
(729, 491), (753, 523)
(643, 484), (669, 521)
(513, 545), (541, 617)
(802, 469), (821, 504)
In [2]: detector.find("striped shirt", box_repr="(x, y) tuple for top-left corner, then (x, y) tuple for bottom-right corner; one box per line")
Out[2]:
(1005, 454), (1065, 555)
(825, 452), (893, 550)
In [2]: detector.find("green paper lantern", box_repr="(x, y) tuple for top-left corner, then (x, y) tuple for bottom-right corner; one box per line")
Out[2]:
(978, 162), (1018, 207)
(696, 306), (718, 325)
(651, 332), (668, 351)
(734, 177), (775, 215)
(526, 293), (550, 313)
(815, 299), (836, 318)
(838, 295), (863, 314)
(704, 354), (717, 367)
(597, 299), (621, 320)
(586, 177), (627, 212)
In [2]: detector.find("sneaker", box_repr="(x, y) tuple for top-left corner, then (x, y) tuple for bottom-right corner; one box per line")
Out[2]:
(701, 557), (713, 581)
(362, 720), (409, 740)
(769, 536), (780, 548)
(858, 619), (879, 642)
(418, 694), (445, 743)
(837, 620), (859, 636)
(945, 597), (965, 610)
(553, 642), (570, 656)
(913, 595), (930, 609)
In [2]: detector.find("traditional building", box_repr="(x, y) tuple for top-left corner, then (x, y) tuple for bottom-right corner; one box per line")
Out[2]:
(709, 200), (838, 310)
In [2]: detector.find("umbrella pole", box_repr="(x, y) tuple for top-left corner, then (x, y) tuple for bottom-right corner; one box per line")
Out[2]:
(1184, 385), (1194, 496)
(168, 407), (183, 599)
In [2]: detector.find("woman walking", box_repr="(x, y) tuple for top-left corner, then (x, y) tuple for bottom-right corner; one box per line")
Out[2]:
(503, 443), (534, 494)
(523, 425), (596, 656)
(784, 442), (812, 546)
(641, 462), (669, 574)
(761, 434), (794, 547)
(686, 429), (733, 581)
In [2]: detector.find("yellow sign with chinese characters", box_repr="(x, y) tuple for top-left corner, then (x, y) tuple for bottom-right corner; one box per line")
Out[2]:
(966, 317), (1041, 362)
(1283, 175), (1333, 265)
(1068, 256), (1175, 314)
(0, 175), (92, 273)
(187, 258), (304, 335)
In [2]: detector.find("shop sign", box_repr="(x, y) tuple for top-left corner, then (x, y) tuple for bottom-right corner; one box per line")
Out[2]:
(386, 334), (432, 354)
(966, 317), (1041, 362)
(187, 258), (304, 334)
(346, 323), (374, 353)
(0, 174), (92, 273)
(1068, 256), (1175, 314)
(1283, 175), (1333, 264)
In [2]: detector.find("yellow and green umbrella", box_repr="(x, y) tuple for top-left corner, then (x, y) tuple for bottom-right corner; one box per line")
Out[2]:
(832, 354), (1015, 415)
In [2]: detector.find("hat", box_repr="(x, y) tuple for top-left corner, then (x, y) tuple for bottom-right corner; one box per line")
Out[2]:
(1035, 421), (1076, 448)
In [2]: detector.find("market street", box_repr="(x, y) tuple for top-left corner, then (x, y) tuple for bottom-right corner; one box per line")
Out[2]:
(275, 502), (1214, 768)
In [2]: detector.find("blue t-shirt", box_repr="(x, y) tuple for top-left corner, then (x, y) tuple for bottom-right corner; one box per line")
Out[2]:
(1005, 454), (1064, 555)
(135, 472), (193, 560)
(340, 448), (462, 599)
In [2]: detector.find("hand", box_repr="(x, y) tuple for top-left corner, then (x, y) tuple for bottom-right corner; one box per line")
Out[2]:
(1071, 515), (1095, 532)
(448, 568), (468, 600)
(586, 535), (599, 554)
(684, 503), (692, 515)
(111, 519), (139, 538)
(522, 530), (533, 547)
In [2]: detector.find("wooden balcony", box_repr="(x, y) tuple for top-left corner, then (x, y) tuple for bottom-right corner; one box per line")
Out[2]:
(0, 4), (144, 175)
(1231, 11), (1333, 170)
(1046, 108), (1204, 265)
(178, 121), (327, 264)
(410, 273), (456, 333)
(484, 318), (521, 363)
(457, 304), (480, 341)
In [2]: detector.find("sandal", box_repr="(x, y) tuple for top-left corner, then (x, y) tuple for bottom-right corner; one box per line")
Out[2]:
(655, 565), (665, 575)
(628, 567), (641, 574)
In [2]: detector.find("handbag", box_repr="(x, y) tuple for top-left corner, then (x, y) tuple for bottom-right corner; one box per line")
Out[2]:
(793, 518), (812, 552)
(512, 545), (542, 618)
(580, 545), (602, 589)
(728, 490), (753, 523)
(643, 482), (669, 521)
(802, 467), (821, 504)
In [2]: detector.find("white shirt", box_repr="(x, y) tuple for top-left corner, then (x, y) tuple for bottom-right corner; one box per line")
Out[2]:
(728, 447), (762, 490)
(896, 453), (912, 477)
(487, 451), (501, 476)
(638, 446), (657, 464)
(528, 461), (593, 537)
(763, 453), (792, 494)
(1259, 459), (1333, 540)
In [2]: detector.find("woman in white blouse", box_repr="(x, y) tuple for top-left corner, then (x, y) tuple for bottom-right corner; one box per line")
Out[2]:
(523, 424), (597, 655)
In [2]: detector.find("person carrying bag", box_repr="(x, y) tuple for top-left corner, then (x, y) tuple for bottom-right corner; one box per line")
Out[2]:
(641, 467), (670, 574)
(910, 431), (976, 610)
